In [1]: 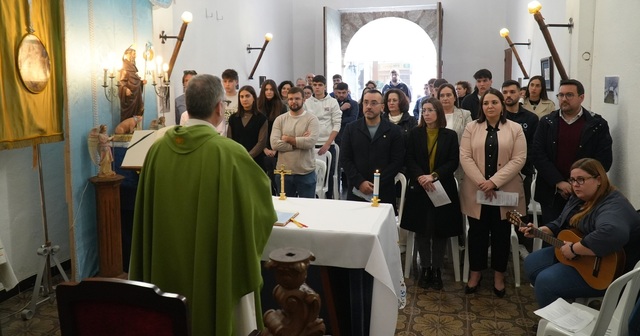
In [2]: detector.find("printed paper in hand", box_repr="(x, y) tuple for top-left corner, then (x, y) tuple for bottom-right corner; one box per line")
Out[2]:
(534, 298), (594, 332)
(425, 181), (451, 207)
(475, 190), (518, 206)
(352, 187), (373, 202)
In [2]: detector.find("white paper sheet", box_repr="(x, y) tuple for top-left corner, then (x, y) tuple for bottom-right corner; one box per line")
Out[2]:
(352, 187), (373, 201)
(534, 298), (594, 332)
(425, 181), (451, 207)
(475, 190), (518, 206)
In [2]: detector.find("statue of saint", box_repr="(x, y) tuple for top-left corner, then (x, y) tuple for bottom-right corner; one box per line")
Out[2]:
(98, 125), (115, 177)
(118, 46), (146, 121)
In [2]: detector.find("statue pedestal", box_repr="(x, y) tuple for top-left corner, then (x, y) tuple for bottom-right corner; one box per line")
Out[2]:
(89, 175), (126, 278)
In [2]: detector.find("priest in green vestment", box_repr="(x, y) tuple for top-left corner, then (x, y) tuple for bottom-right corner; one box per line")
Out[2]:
(129, 74), (276, 335)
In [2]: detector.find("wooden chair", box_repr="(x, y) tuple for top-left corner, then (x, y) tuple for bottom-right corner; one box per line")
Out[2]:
(56, 277), (189, 336)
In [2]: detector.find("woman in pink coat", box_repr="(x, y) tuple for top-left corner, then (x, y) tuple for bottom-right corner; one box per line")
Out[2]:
(459, 88), (527, 297)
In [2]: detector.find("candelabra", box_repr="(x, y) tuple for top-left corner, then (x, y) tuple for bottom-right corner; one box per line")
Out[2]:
(101, 68), (120, 102)
(152, 62), (170, 99)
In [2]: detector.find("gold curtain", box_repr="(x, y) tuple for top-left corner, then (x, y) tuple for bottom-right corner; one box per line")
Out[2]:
(0, 1), (64, 150)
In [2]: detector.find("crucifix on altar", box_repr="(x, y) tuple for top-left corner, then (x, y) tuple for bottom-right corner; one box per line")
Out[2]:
(274, 164), (292, 200)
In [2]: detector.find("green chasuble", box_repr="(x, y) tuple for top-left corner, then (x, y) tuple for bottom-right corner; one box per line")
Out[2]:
(129, 124), (276, 335)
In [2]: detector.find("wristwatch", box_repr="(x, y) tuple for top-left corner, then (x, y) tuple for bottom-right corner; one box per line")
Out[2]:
(431, 172), (439, 181)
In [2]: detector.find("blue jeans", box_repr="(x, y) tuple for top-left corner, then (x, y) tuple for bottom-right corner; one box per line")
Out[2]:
(275, 171), (317, 199)
(524, 247), (605, 307)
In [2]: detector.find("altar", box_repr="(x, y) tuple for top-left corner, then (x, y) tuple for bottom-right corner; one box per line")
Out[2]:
(263, 197), (404, 336)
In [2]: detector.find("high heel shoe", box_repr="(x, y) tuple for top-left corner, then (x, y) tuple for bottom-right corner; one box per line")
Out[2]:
(464, 275), (482, 294)
(493, 286), (506, 298)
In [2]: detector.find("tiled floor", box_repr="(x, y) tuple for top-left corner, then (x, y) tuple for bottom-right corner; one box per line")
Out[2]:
(396, 256), (539, 335)
(0, 252), (539, 336)
(0, 289), (61, 336)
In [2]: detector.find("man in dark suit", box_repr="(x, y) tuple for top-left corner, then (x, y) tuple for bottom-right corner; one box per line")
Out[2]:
(532, 79), (613, 223)
(340, 89), (405, 211)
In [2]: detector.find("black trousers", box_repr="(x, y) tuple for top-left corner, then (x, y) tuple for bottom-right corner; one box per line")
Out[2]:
(467, 205), (511, 273)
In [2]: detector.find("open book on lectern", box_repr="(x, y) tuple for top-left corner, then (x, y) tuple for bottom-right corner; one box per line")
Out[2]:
(120, 129), (167, 170)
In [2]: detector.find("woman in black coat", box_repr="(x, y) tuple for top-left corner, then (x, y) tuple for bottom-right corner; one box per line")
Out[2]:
(400, 97), (462, 290)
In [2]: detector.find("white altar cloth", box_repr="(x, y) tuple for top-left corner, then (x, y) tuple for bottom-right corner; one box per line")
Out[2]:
(263, 197), (404, 336)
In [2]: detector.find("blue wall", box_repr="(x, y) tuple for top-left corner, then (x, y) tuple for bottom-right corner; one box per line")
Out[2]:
(64, 0), (156, 279)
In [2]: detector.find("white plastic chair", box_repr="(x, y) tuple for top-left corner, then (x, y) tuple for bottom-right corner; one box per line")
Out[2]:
(314, 150), (332, 199)
(332, 144), (340, 200)
(529, 175), (543, 252)
(537, 261), (640, 336)
(314, 159), (327, 199)
(392, 173), (413, 279)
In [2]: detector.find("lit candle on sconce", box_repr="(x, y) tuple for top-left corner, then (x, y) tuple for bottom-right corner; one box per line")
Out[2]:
(102, 68), (108, 87)
(152, 69), (156, 85)
(162, 63), (169, 84)
(155, 56), (163, 81)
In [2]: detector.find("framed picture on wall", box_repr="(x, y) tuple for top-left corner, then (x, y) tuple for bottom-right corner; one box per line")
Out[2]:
(540, 57), (554, 91)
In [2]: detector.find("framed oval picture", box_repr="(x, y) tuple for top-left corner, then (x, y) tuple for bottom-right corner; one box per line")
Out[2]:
(17, 34), (51, 93)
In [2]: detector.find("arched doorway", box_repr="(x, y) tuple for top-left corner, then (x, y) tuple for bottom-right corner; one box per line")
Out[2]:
(343, 17), (437, 103)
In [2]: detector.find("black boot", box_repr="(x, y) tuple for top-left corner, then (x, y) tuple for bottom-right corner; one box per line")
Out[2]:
(418, 266), (433, 289)
(430, 268), (443, 290)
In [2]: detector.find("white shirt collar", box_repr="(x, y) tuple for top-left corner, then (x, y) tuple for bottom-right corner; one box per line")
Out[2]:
(560, 107), (584, 125)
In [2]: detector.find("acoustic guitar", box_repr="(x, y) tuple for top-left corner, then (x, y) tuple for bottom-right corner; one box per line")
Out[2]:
(507, 210), (625, 290)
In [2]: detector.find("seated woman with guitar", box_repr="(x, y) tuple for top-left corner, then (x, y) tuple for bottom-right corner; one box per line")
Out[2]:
(519, 158), (640, 307)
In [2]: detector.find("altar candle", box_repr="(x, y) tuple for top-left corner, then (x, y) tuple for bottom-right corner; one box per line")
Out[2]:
(373, 170), (380, 196)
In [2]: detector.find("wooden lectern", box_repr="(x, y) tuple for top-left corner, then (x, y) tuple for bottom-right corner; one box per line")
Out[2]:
(90, 175), (126, 278)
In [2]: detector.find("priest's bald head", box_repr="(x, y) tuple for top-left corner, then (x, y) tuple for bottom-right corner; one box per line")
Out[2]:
(186, 74), (224, 125)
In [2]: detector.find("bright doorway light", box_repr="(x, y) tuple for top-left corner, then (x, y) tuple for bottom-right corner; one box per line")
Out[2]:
(343, 17), (437, 104)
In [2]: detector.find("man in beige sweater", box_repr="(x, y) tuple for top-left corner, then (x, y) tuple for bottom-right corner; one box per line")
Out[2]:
(270, 87), (320, 198)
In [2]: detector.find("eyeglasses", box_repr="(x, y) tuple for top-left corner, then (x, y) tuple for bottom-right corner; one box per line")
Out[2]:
(363, 101), (382, 107)
(556, 93), (577, 100)
(568, 175), (598, 185)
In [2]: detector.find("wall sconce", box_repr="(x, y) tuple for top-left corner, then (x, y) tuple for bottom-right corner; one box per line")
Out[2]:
(500, 28), (530, 79)
(247, 33), (273, 80)
(151, 56), (170, 99)
(528, 1), (572, 80)
(158, 11), (192, 79)
(101, 53), (121, 102)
